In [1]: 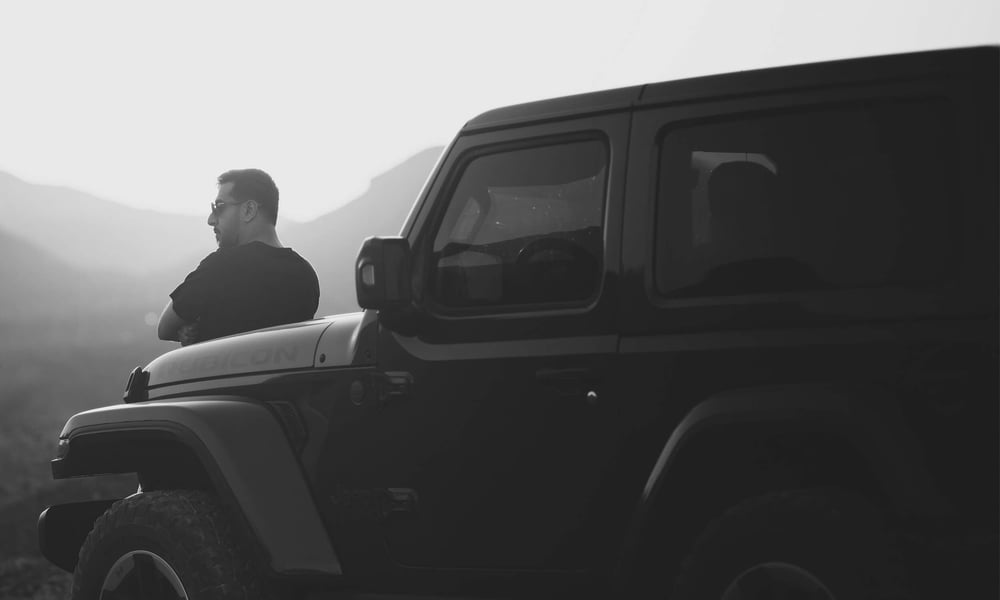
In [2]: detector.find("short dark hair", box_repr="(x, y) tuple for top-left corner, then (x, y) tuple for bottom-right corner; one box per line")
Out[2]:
(217, 169), (279, 224)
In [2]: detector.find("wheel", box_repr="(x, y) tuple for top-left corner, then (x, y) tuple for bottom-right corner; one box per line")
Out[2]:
(71, 490), (274, 600)
(671, 489), (909, 600)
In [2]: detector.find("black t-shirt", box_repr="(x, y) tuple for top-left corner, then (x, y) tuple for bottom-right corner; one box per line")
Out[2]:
(170, 242), (320, 343)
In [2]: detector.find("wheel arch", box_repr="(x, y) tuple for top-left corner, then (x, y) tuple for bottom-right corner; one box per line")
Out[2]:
(617, 383), (949, 585)
(47, 396), (342, 579)
(55, 428), (214, 491)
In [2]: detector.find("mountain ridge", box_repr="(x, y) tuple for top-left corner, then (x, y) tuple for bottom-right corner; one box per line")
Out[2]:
(1, 146), (444, 319)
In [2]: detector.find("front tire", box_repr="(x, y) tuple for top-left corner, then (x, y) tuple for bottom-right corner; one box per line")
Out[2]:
(72, 490), (270, 600)
(671, 488), (909, 600)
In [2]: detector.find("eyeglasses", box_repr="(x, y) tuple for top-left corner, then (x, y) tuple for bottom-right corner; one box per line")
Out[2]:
(209, 199), (248, 217)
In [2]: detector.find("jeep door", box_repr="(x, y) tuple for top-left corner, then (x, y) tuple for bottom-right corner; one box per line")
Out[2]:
(616, 47), (998, 569)
(333, 112), (630, 572)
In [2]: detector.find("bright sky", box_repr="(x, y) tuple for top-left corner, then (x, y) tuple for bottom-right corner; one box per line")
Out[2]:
(1, 0), (997, 222)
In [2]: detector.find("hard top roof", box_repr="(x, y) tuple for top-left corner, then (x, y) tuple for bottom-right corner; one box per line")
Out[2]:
(462, 45), (997, 133)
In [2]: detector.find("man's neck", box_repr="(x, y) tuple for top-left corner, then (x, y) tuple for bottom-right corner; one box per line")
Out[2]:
(238, 227), (283, 248)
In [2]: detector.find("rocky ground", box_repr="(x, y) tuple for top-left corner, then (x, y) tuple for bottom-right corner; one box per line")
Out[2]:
(0, 557), (71, 600)
(0, 475), (135, 600)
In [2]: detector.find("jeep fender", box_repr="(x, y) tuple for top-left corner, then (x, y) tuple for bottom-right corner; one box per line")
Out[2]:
(51, 395), (342, 578)
(38, 499), (116, 572)
(621, 383), (949, 573)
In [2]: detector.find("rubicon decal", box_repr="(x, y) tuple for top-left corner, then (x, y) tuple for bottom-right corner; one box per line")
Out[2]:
(143, 319), (333, 386)
(162, 345), (302, 378)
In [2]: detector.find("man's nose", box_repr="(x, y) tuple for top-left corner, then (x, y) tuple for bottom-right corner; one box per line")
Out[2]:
(207, 211), (217, 226)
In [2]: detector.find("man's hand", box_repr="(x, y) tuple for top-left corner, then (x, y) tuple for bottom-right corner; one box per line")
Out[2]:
(178, 323), (200, 346)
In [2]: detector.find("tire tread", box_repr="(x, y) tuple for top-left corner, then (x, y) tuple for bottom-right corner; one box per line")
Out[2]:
(72, 490), (268, 600)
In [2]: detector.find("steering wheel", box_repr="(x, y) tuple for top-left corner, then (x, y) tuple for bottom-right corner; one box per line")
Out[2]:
(437, 241), (476, 259)
(515, 237), (596, 268)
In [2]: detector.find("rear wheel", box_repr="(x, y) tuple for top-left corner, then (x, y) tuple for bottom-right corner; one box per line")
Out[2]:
(671, 488), (909, 600)
(72, 490), (273, 600)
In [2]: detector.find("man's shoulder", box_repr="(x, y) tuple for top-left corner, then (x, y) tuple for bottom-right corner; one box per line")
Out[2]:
(283, 247), (314, 266)
(195, 246), (238, 269)
(195, 243), (315, 274)
(205, 242), (275, 262)
(198, 246), (252, 269)
(189, 244), (266, 276)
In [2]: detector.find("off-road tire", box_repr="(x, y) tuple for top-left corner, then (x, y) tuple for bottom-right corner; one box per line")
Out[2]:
(71, 490), (273, 600)
(670, 488), (909, 600)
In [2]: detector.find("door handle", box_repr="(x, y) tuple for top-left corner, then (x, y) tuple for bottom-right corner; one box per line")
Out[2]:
(535, 367), (599, 404)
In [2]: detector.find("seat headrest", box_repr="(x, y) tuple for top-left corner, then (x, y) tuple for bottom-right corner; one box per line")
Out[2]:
(708, 161), (778, 224)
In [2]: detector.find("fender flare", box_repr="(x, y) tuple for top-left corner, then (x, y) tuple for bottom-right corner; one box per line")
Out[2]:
(39, 499), (116, 572)
(50, 395), (342, 578)
(620, 383), (949, 574)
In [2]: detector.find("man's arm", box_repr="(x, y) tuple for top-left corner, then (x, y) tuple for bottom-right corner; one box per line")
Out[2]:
(162, 250), (222, 344)
(158, 300), (198, 344)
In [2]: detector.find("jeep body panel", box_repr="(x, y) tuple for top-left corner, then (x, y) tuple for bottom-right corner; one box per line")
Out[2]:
(642, 382), (951, 511)
(45, 310), (379, 579)
(143, 311), (373, 401)
(146, 312), (371, 386)
(463, 85), (643, 133)
(146, 319), (328, 386)
(637, 45), (997, 107)
(53, 397), (342, 577)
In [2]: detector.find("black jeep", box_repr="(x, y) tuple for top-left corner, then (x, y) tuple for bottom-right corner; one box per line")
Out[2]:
(40, 46), (998, 599)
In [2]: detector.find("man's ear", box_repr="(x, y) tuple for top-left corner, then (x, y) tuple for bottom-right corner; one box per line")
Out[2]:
(242, 199), (259, 222)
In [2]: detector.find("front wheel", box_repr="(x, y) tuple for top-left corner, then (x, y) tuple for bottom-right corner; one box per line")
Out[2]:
(72, 490), (272, 600)
(671, 489), (909, 600)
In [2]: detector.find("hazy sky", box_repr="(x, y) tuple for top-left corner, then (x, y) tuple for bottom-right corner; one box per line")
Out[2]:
(1, 0), (997, 222)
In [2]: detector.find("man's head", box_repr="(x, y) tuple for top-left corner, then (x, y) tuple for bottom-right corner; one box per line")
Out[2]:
(208, 169), (280, 247)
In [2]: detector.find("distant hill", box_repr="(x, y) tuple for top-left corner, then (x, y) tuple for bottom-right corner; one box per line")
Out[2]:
(0, 228), (153, 320)
(0, 146), (444, 321)
(285, 146), (444, 315)
(0, 171), (214, 276)
(0, 228), (74, 302)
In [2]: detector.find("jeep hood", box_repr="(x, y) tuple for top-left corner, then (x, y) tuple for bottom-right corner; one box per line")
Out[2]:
(145, 311), (371, 389)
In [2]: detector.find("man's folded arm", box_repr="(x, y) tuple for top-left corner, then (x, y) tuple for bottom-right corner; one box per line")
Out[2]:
(157, 300), (188, 341)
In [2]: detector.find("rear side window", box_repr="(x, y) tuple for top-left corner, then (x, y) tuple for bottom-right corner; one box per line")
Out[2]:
(429, 139), (607, 309)
(655, 99), (959, 298)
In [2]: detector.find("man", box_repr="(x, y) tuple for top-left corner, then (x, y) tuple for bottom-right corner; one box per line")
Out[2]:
(158, 169), (320, 345)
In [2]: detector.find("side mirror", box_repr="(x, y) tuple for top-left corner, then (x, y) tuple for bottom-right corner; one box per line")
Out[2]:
(356, 236), (412, 310)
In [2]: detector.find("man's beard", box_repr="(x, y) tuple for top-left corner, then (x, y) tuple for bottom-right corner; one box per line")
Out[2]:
(215, 229), (235, 248)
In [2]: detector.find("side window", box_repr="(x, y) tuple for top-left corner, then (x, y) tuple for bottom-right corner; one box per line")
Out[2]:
(655, 99), (959, 298)
(429, 139), (607, 309)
